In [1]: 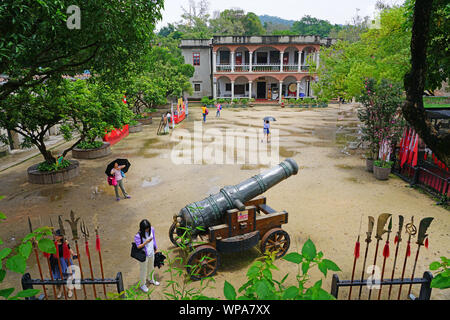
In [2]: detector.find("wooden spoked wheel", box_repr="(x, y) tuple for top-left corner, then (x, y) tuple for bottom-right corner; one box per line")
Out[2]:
(169, 223), (192, 247)
(187, 245), (220, 281)
(260, 228), (290, 259)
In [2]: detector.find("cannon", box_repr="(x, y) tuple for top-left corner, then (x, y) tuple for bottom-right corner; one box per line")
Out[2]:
(169, 158), (299, 280)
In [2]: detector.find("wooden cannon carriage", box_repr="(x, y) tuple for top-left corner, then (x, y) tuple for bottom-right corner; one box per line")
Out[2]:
(167, 159), (298, 280)
(169, 196), (290, 280)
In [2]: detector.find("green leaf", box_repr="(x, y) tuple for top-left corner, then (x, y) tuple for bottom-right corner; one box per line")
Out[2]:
(17, 289), (40, 298)
(322, 259), (341, 272)
(302, 262), (310, 275)
(318, 261), (328, 277)
(0, 248), (12, 260)
(282, 286), (299, 299)
(283, 252), (303, 264)
(262, 268), (272, 281)
(37, 238), (56, 254)
(255, 280), (270, 299)
(0, 288), (14, 299)
(302, 239), (317, 261)
(0, 212), (6, 220)
(429, 261), (441, 271)
(430, 274), (450, 289)
(246, 265), (260, 279)
(0, 269), (6, 283)
(19, 242), (32, 259)
(6, 254), (27, 274)
(224, 281), (236, 300)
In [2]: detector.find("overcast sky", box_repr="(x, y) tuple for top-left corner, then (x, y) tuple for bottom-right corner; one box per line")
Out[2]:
(156, 0), (404, 30)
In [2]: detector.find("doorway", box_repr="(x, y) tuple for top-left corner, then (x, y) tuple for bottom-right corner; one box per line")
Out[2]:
(257, 82), (266, 99)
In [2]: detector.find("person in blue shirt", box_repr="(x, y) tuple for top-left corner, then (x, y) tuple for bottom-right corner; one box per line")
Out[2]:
(263, 120), (270, 143)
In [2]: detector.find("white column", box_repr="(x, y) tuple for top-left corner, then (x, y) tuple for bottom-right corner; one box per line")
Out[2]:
(213, 51), (217, 73)
(249, 52), (253, 72)
(231, 81), (235, 101)
(231, 51), (235, 72)
(296, 81), (300, 99)
(279, 81), (283, 104)
(298, 51), (302, 72)
(213, 81), (217, 100)
(316, 52), (320, 69)
(248, 81), (252, 99)
(280, 51), (284, 72)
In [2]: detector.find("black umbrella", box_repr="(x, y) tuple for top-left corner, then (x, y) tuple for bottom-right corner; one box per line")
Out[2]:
(264, 116), (277, 122)
(105, 159), (131, 177)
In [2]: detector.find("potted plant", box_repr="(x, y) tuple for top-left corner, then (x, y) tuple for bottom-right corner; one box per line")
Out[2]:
(310, 98), (318, 108)
(373, 160), (394, 180)
(249, 98), (255, 107)
(128, 119), (143, 133)
(232, 98), (240, 108)
(240, 98), (249, 108)
(303, 98), (312, 108)
(288, 98), (297, 108)
(319, 97), (329, 108)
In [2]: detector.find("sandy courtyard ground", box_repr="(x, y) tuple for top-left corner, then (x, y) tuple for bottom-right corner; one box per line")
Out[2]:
(0, 104), (448, 300)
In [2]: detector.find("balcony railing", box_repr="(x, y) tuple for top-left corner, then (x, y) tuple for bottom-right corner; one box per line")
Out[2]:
(214, 64), (313, 73)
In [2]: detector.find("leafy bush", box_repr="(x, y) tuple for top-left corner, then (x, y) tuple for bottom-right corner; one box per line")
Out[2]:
(232, 98), (240, 105)
(429, 257), (450, 290)
(0, 204), (56, 300)
(77, 141), (104, 150)
(201, 96), (211, 105)
(374, 160), (394, 168)
(223, 239), (340, 300)
(37, 159), (71, 172)
(240, 98), (249, 105)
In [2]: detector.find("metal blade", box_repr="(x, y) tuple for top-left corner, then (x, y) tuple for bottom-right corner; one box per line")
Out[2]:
(417, 217), (434, 246)
(397, 215), (404, 242)
(58, 215), (65, 236)
(365, 216), (375, 243)
(375, 213), (392, 241)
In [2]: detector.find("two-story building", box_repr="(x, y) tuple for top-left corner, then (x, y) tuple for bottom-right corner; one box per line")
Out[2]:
(180, 35), (336, 103)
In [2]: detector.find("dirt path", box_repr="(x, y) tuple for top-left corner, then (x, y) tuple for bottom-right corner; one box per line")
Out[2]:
(0, 104), (448, 300)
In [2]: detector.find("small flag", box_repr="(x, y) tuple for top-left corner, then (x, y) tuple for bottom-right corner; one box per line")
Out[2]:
(95, 234), (101, 252)
(85, 241), (90, 257)
(354, 241), (360, 259)
(383, 241), (390, 258)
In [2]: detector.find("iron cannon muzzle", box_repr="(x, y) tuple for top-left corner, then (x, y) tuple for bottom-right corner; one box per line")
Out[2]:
(177, 159), (299, 233)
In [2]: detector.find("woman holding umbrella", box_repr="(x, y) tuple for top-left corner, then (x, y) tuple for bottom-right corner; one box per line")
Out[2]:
(110, 162), (131, 201)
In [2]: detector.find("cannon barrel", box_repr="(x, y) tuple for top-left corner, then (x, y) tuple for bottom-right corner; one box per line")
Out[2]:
(174, 159), (299, 233)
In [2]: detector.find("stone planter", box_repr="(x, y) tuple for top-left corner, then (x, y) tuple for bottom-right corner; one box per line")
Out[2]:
(136, 116), (153, 125)
(373, 165), (391, 181)
(129, 123), (143, 133)
(72, 142), (111, 160)
(28, 160), (80, 184)
(366, 159), (374, 172)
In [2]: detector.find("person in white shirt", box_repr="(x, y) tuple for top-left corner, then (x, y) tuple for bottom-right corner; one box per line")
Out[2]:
(134, 219), (160, 292)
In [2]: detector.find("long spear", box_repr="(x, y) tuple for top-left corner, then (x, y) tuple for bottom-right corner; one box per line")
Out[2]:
(348, 215), (362, 300)
(397, 216), (417, 299)
(65, 211), (87, 299)
(95, 226), (107, 297)
(81, 220), (97, 299)
(377, 217), (393, 300)
(387, 215), (404, 299)
(407, 217), (433, 297)
(58, 215), (77, 300)
(367, 213), (391, 300)
(27, 217), (48, 300)
(358, 216), (374, 300)
(39, 216), (58, 299)
(50, 217), (67, 300)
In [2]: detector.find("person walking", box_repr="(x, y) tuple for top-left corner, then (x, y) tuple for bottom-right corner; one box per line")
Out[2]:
(50, 229), (76, 299)
(201, 105), (208, 123)
(216, 103), (222, 118)
(134, 219), (160, 292)
(110, 162), (131, 201)
(163, 112), (171, 134)
(262, 120), (270, 143)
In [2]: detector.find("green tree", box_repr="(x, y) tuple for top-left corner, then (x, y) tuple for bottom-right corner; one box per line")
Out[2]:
(0, 0), (164, 100)
(0, 78), (132, 165)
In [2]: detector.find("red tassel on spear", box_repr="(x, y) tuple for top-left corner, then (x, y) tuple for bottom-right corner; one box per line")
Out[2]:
(406, 242), (411, 257)
(378, 217), (393, 300)
(354, 240), (360, 259)
(348, 215), (363, 300)
(383, 241), (390, 258)
(96, 234), (101, 252)
(425, 237), (429, 249)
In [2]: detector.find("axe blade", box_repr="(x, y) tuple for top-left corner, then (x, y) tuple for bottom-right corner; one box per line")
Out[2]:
(417, 217), (434, 246)
(375, 213), (392, 240)
(397, 215), (404, 241)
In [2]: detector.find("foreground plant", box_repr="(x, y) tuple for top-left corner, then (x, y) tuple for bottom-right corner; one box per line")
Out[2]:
(224, 239), (340, 300)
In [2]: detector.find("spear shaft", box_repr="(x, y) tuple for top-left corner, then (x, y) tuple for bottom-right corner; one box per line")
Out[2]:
(28, 217), (48, 299)
(51, 218), (67, 300)
(397, 216), (416, 300)
(358, 216), (374, 300)
(367, 240), (380, 300)
(95, 229), (107, 297)
(387, 215), (404, 299)
(377, 218), (393, 300)
(81, 220), (97, 299)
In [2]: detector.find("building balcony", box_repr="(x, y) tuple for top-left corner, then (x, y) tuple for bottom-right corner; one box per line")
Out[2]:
(215, 64), (314, 73)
